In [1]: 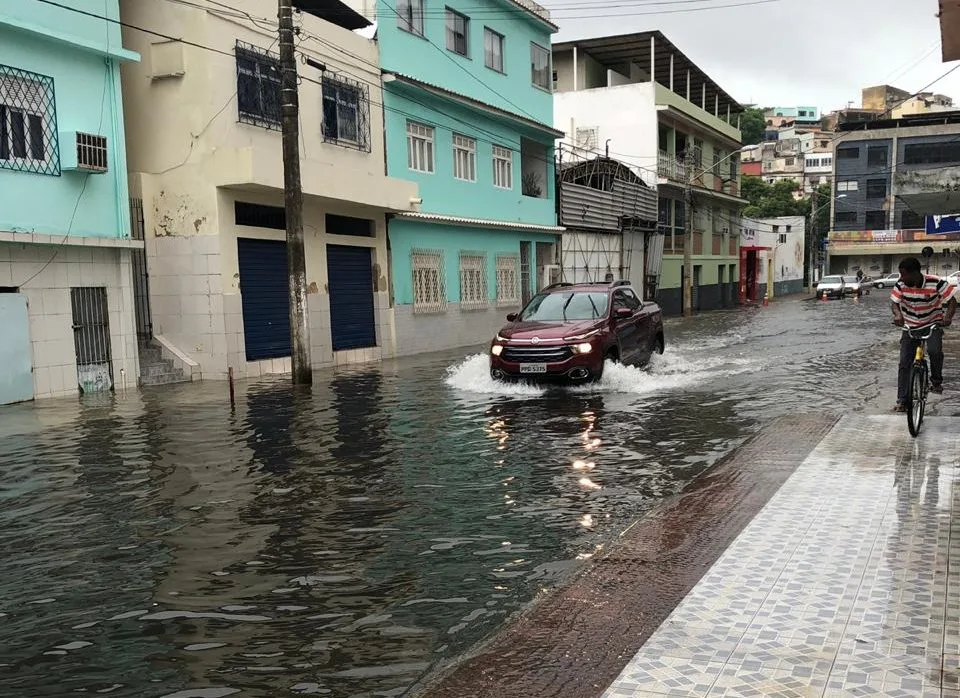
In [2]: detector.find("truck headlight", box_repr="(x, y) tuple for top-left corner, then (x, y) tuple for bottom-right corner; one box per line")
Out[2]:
(571, 343), (593, 354)
(491, 345), (504, 356)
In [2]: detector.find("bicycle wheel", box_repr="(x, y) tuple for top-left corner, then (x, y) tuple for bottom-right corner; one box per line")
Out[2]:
(907, 362), (929, 437)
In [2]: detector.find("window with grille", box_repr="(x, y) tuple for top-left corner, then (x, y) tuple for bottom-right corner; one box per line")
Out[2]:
(236, 42), (281, 129)
(322, 75), (369, 151)
(412, 250), (445, 313)
(484, 28), (504, 72)
(492, 145), (512, 189)
(867, 145), (888, 167)
(397, 0), (424, 35)
(452, 133), (476, 181)
(0, 64), (59, 175)
(866, 179), (887, 199)
(459, 252), (488, 308)
(496, 255), (520, 306)
(865, 211), (886, 229)
(531, 43), (550, 90)
(407, 121), (435, 173)
(446, 9), (469, 56)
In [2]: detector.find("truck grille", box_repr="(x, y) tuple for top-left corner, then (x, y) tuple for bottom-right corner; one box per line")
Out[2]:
(501, 345), (573, 363)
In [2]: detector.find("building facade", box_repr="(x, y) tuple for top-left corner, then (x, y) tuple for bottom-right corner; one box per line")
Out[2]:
(828, 113), (960, 276)
(120, 0), (419, 382)
(740, 216), (806, 302)
(368, 0), (562, 356)
(552, 31), (745, 316)
(0, 1), (140, 405)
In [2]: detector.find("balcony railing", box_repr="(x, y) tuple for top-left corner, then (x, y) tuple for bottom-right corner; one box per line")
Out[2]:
(658, 150), (687, 182)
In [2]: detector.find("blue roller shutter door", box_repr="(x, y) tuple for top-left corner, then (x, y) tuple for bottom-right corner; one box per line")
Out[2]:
(327, 245), (377, 351)
(237, 238), (291, 361)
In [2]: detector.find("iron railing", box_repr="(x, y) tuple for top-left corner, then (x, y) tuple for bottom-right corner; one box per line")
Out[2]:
(321, 73), (371, 152)
(235, 41), (281, 130)
(0, 63), (60, 176)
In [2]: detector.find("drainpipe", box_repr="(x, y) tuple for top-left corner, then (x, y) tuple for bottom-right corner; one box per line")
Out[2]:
(573, 46), (578, 91)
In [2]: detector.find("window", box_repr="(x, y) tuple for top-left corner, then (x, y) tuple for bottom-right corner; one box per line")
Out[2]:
(778, 233), (788, 244)
(326, 214), (374, 237)
(236, 201), (285, 230)
(397, 0), (424, 35)
(865, 211), (886, 229)
(867, 145), (888, 167)
(496, 255), (520, 306)
(824, 157), (832, 166)
(713, 151), (721, 174)
(806, 158), (818, 168)
(837, 180), (859, 192)
(412, 250), (445, 313)
(484, 28), (504, 72)
(786, 225), (792, 232)
(835, 211), (857, 224)
(0, 64), (58, 175)
(693, 138), (703, 167)
(552, 70), (558, 91)
(452, 133), (476, 181)
(773, 225), (780, 233)
(445, 9), (469, 56)
(901, 209), (926, 229)
(866, 179), (887, 199)
(236, 42), (281, 129)
(837, 146), (859, 160)
(321, 75), (369, 151)
(492, 145), (512, 189)
(531, 43), (550, 90)
(613, 290), (640, 312)
(407, 121), (434, 173)
(459, 252), (487, 308)
(903, 141), (960, 165)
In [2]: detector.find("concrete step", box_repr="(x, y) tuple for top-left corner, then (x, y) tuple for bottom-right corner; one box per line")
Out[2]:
(138, 344), (163, 363)
(141, 360), (178, 378)
(140, 370), (188, 387)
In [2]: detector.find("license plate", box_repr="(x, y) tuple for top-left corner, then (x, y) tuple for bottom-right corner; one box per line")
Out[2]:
(520, 363), (548, 374)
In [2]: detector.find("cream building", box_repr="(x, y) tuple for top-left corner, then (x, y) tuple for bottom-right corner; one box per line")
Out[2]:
(120, 0), (418, 382)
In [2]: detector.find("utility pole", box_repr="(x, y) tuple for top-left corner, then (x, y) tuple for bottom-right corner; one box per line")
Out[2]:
(808, 186), (818, 293)
(279, 0), (312, 384)
(683, 148), (696, 317)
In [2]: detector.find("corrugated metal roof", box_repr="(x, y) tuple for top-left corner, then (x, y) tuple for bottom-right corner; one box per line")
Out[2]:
(396, 212), (564, 232)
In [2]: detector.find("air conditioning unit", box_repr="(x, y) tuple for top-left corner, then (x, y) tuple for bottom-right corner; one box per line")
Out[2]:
(60, 131), (108, 173)
(541, 264), (561, 287)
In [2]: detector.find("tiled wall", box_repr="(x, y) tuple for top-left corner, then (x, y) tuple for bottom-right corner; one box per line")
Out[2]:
(0, 242), (138, 399)
(394, 303), (516, 356)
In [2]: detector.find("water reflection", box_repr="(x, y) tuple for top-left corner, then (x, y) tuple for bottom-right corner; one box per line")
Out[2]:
(0, 296), (896, 696)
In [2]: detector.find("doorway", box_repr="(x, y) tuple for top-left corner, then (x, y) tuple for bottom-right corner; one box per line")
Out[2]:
(70, 287), (114, 393)
(718, 265), (726, 308)
(693, 265), (702, 311)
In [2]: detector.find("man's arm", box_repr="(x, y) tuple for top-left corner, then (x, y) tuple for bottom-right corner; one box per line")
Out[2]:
(892, 301), (905, 326)
(945, 296), (957, 326)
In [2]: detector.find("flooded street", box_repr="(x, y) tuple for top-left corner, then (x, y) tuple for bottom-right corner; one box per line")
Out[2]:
(0, 295), (896, 698)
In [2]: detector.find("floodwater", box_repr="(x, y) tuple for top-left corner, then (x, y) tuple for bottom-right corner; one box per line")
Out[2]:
(0, 295), (894, 697)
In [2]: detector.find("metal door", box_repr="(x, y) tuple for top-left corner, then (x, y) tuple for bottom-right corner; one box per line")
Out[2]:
(693, 265), (702, 310)
(237, 238), (291, 361)
(130, 198), (153, 342)
(718, 265), (726, 307)
(327, 245), (377, 351)
(0, 292), (33, 405)
(520, 242), (532, 306)
(71, 287), (113, 393)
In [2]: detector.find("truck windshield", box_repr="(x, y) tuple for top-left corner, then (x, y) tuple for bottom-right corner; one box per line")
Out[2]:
(520, 292), (609, 321)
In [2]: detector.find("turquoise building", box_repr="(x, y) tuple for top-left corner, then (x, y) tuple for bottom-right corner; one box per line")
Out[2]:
(377, 0), (564, 355)
(0, 1), (140, 405)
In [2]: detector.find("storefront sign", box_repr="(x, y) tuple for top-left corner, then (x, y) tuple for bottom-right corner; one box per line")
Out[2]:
(926, 214), (960, 235)
(829, 230), (903, 244)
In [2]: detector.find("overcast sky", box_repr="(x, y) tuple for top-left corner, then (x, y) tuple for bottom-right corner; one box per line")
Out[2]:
(547, 0), (954, 112)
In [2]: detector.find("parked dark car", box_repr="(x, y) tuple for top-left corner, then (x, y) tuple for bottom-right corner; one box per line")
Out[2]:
(489, 280), (665, 383)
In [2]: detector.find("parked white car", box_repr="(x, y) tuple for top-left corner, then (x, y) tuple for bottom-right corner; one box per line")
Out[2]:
(873, 273), (900, 289)
(816, 275), (846, 300)
(945, 271), (960, 286)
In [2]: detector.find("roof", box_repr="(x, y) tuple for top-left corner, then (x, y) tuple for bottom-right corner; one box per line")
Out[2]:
(395, 212), (564, 233)
(552, 31), (742, 116)
(838, 110), (960, 132)
(386, 73), (564, 138)
(294, 0), (371, 31)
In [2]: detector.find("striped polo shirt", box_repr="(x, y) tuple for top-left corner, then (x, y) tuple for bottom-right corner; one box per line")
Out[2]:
(891, 275), (954, 329)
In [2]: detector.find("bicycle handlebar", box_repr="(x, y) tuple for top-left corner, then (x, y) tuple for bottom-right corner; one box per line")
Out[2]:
(897, 323), (942, 339)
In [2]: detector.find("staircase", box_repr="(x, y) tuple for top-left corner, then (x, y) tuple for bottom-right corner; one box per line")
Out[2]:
(138, 341), (189, 387)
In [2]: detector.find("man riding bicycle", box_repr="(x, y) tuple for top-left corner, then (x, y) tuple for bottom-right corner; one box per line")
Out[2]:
(891, 257), (957, 412)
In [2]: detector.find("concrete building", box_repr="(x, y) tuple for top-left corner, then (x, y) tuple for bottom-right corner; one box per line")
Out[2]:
(828, 112), (960, 276)
(0, 1), (140, 406)
(351, 0), (564, 356)
(119, 0), (419, 382)
(803, 150), (833, 195)
(765, 106), (821, 130)
(552, 31), (746, 315)
(740, 216), (806, 302)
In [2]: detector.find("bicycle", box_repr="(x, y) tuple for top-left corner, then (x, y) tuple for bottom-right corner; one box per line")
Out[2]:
(902, 323), (940, 437)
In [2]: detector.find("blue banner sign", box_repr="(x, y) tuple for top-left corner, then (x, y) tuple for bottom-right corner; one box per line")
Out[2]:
(925, 214), (960, 235)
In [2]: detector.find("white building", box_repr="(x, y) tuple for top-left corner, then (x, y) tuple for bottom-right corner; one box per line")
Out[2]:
(120, 0), (418, 383)
(803, 151), (834, 195)
(740, 216), (806, 301)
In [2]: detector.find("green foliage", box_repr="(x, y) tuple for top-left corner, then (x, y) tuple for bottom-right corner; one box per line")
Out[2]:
(739, 107), (767, 146)
(742, 176), (807, 218)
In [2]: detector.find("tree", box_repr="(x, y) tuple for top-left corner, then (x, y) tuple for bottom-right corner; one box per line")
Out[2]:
(742, 176), (807, 218)
(739, 107), (767, 146)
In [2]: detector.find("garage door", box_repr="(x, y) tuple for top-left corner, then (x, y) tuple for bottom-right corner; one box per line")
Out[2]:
(237, 238), (290, 361)
(327, 245), (376, 351)
(0, 293), (33, 405)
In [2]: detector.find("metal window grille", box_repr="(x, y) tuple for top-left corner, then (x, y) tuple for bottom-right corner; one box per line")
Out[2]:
(493, 145), (512, 189)
(321, 74), (370, 152)
(459, 252), (488, 309)
(412, 249), (446, 314)
(235, 41), (281, 130)
(407, 121), (434, 173)
(129, 198), (153, 341)
(0, 64), (60, 176)
(496, 254), (521, 307)
(76, 132), (108, 172)
(452, 134), (476, 181)
(70, 287), (114, 393)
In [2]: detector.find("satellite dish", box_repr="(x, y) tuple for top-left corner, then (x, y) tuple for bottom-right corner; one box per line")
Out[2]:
(922, 246), (934, 258)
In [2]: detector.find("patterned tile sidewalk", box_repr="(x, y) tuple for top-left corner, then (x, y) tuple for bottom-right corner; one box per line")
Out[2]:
(603, 415), (960, 698)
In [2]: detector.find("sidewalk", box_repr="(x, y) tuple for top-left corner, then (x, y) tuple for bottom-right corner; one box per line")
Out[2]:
(603, 415), (959, 697)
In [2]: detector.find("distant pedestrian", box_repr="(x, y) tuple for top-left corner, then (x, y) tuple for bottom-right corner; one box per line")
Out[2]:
(856, 269), (864, 282)
(891, 257), (957, 412)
